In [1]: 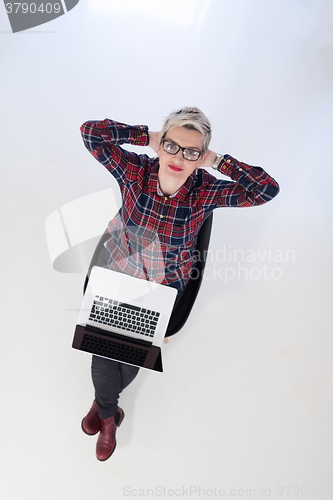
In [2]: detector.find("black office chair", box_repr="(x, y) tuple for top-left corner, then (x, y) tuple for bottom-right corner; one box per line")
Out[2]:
(83, 212), (213, 337)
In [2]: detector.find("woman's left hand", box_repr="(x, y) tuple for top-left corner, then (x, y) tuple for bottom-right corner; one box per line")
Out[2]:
(202, 149), (218, 168)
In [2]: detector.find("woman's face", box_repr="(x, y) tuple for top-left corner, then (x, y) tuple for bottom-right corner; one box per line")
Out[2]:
(158, 126), (206, 186)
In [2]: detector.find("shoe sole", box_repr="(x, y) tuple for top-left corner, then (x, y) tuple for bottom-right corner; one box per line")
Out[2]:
(116, 408), (125, 427)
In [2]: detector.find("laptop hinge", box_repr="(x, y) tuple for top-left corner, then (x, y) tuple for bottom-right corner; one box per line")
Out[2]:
(84, 324), (153, 347)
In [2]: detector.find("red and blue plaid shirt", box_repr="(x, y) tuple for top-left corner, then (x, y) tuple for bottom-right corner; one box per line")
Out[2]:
(80, 119), (279, 292)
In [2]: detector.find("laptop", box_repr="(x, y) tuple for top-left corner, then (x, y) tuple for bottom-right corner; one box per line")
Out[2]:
(72, 266), (178, 372)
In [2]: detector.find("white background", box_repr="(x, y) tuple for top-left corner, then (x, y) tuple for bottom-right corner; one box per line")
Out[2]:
(1, 1), (333, 499)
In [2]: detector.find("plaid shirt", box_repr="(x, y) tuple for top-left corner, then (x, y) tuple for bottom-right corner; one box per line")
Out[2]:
(80, 119), (279, 292)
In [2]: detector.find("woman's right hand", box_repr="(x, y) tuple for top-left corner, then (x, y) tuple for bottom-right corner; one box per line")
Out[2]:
(148, 131), (160, 154)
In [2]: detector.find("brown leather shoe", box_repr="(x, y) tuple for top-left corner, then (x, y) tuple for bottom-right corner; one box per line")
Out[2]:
(96, 407), (124, 461)
(81, 401), (101, 436)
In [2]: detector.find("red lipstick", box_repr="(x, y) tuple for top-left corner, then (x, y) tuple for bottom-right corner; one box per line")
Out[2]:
(168, 164), (183, 172)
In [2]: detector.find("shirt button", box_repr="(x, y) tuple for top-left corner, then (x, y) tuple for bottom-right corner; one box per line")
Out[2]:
(160, 215), (163, 218)
(226, 159), (231, 163)
(164, 197), (168, 200)
(238, 168), (243, 171)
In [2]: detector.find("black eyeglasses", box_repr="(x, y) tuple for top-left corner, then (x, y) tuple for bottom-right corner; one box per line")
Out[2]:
(161, 139), (204, 161)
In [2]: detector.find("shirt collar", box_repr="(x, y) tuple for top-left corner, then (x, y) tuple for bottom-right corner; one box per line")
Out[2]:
(156, 182), (180, 198)
(147, 159), (196, 201)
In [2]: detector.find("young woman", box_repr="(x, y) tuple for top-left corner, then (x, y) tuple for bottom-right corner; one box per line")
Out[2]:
(79, 107), (279, 461)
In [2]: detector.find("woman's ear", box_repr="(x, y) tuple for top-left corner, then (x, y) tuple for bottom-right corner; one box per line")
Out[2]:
(201, 149), (216, 168)
(196, 150), (209, 168)
(203, 150), (210, 161)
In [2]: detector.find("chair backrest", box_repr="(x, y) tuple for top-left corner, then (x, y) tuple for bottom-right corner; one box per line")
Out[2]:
(83, 231), (112, 295)
(83, 212), (213, 337)
(165, 212), (213, 336)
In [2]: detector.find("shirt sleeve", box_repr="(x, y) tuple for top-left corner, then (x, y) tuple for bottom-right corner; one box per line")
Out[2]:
(80, 119), (150, 185)
(198, 154), (280, 208)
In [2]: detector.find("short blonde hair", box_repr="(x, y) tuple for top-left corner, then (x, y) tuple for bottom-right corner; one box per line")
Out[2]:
(159, 107), (211, 152)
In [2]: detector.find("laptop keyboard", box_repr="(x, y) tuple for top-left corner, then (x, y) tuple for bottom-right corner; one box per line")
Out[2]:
(88, 295), (160, 338)
(81, 333), (148, 366)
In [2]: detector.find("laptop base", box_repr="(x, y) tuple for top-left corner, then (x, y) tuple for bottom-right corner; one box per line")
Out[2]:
(72, 325), (163, 372)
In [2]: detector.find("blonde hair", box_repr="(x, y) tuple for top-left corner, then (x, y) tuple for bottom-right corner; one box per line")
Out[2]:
(159, 107), (211, 152)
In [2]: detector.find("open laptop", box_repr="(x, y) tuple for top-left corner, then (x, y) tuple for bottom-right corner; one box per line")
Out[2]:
(72, 266), (178, 372)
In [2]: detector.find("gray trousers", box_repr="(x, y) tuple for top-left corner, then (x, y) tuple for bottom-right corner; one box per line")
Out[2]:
(90, 245), (183, 419)
(92, 356), (140, 419)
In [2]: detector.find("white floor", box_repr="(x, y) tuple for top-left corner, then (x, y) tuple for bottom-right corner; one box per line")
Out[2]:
(1, 1), (333, 499)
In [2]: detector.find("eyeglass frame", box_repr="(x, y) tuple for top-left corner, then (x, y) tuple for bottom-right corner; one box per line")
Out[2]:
(160, 138), (205, 162)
